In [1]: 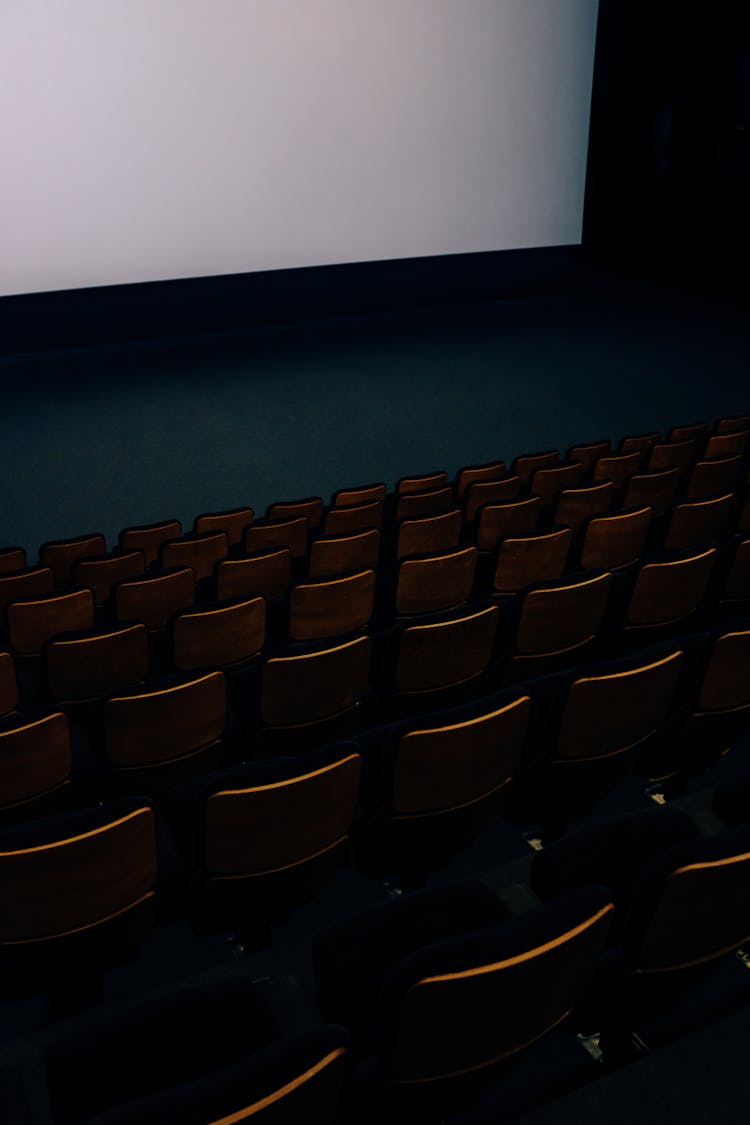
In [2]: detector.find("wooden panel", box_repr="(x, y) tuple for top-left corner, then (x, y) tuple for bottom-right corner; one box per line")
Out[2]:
(8, 589), (95, 655)
(395, 488), (453, 523)
(715, 414), (750, 435)
(704, 431), (748, 459)
(0, 712), (72, 807)
(0, 806), (157, 941)
(512, 450), (558, 484)
(647, 440), (695, 477)
(195, 508), (255, 546)
(558, 650), (684, 759)
(244, 518), (308, 560)
(161, 533), (229, 583)
(455, 461), (505, 500)
(554, 482), (613, 532)
(74, 551), (145, 606)
(115, 568), (195, 631)
(397, 510), (461, 561)
(205, 753), (361, 873)
(699, 630), (750, 710)
(592, 451), (641, 486)
(105, 671), (226, 766)
(619, 432), (660, 465)
(119, 520), (182, 567)
(173, 598), (265, 671)
(664, 494), (733, 552)
(216, 550), (291, 602)
(40, 534), (106, 586)
(669, 421), (709, 449)
(464, 477), (522, 523)
(687, 456), (742, 499)
(530, 463), (584, 508)
(332, 483), (387, 507)
(393, 696), (531, 813)
(267, 497), (324, 530)
(396, 471), (449, 496)
(289, 570), (375, 642)
(324, 501), (384, 536)
(0, 548), (26, 577)
(47, 623), (149, 702)
(476, 498), (541, 551)
(580, 507), (652, 571)
(493, 528), (572, 594)
(261, 636), (370, 726)
(0, 567), (54, 618)
(628, 549), (717, 627)
(396, 548), (476, 616)
(566, 441), (610, 474)
(623, 468), (680, 516)
(396, 606), (499, 693)
(309, 530), (380, 580)
(515, 573), (612, 656)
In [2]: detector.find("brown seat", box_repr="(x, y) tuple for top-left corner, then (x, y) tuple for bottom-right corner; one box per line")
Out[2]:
(0, 711), (73, 824)
(664, 493), (734, 552)
(647, 440), (695, 479)
(566, 440), (611, 474)
(396, 471), (449, 496)
(289, 571), (375, 642)
(640, 630), (750, 782)
(0, 653), (18, 718)
(396, 548), (477, 616)
(8, 589), (95, 656)
(323, 500), (384, 536)
(704, 430), (748, 460)
(371, 696), (531, 874)
(0, 799), (157, 992)
(715, 413), (750, 435)
(395, 487), (453, 523)
(119, 519), (182, 568)
(492, 528), (572, 594)
(686, 455), (743, 500)
(309, 529), (380, 580)
(244, 517), (308, 560)
(332, 482), (387, 507)
(475, 498), (542, 552)
(188, 749), (362, 932)
(514, 572), (612, 662)
(554, 482), (614, 532)
(625, 548), (717, 631)
(530, 463), (584, 509)
(464, 477), (522, 523)
(741, 490), (750, 535)
(592, 450), (641, 487)
(194, 507), (254, 547)
(215, 549), (291, 603)
(114, 567), (195, 632)
(267, 497), (324, 531)
(172, 597), (266, 671)
(261, 635), (371, 729)
(511, 450), (559, 484)
(0, 567), (55, 621)
(370, 889), (614, 1118)
(619, 432), (661, 465)
(455, 461), (506, 500)
(668, 421), (709, 450)
(73, 551), (145, 607)
(623, 467), (680, 516)
(579, 506), (653, 571)
(722, 536), (750, 607)
(103, 671), (226, 791)
(395, 605), (499, 695)
(0, 548), (26, 577)
(160, 533), (229, 584)
(45, 622), (150, 703)
(39, 533), (106, 587)
(396, 509), (462, 561)
(524, 650), (685, 825)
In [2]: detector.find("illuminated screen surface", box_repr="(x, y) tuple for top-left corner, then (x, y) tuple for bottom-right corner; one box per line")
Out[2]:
(2, 0), (599, 295)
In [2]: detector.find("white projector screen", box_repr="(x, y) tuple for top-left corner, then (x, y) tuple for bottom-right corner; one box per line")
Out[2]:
(2, 0), (599, 296)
